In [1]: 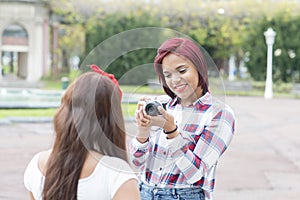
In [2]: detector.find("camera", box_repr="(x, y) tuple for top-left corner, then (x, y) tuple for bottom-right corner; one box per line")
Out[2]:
(145, 100), (165, 116)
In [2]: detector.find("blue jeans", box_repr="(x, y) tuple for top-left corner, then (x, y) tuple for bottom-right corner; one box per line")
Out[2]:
(139, 182), (205, 200)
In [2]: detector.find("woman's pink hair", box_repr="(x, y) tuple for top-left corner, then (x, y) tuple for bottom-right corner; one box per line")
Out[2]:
(154, 37), (209, 99)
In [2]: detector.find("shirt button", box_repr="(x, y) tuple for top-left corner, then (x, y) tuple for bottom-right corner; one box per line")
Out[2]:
(163, 151), (166, 155)
(160, 167), (162, 171)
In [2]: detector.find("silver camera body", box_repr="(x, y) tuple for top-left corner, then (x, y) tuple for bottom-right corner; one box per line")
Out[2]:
(145, 100), (163, 116)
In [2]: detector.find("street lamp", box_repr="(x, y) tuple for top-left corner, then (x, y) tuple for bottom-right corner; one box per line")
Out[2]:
(264, 27), (276, 99)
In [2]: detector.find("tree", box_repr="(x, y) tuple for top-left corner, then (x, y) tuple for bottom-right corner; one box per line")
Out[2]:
(83, 9), (162, 84)
(244, 11), (300, 83)
(49, 0), (300, 83)
(49, 0), (105, 75)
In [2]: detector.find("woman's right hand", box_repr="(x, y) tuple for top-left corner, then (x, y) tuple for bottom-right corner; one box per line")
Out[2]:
(135, 97), (151, 143)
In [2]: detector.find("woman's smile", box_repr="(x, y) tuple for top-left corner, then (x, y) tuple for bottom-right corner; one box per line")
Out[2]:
(162, 53), (202, 106)
(173, 83), (187, 93)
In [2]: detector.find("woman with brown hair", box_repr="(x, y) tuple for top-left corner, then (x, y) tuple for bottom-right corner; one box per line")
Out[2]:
(24, 66), (140, 200)
(130, 38), (235, 200)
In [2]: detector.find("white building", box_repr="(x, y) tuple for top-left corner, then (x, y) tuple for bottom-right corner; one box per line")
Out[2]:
(0, 0), (51, 82)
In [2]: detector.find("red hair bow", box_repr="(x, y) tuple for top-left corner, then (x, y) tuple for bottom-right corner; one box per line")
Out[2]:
(90, 64), (122, 98)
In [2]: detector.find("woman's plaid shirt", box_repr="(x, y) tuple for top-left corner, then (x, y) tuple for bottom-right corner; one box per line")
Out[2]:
(129, 92), (235, 200)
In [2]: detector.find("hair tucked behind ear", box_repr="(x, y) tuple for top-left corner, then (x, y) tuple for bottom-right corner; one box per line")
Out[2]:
(42, 72), (127, 200)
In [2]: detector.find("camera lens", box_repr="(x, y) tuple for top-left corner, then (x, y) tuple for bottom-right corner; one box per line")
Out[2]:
(145, 101), (161, 116)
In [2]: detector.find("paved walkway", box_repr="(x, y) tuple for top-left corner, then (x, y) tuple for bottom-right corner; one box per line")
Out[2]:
(0, 96), (299, 200)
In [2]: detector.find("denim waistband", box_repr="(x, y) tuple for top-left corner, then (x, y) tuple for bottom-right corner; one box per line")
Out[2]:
(139, 182), (203, 196)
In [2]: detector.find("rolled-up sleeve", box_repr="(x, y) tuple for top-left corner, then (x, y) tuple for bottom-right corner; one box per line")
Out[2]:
(129, 138), (150, 170)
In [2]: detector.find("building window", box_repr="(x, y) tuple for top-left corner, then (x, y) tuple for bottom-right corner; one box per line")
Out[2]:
(2, 24), (28, 45)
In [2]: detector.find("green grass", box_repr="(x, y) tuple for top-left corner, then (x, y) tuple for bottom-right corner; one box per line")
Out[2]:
(122, 103), (136, 117)
(0, 108), (57, 119)
(120, 85), (164, 94)
(42, 80), (64, 90)
(4, 78), (295, 120)
(0, 104), (137, 119)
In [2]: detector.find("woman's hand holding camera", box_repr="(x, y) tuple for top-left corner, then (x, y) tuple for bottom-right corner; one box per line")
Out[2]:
(135, 98), (178, 142)
(155, 107), (179, 139)
(135, 97), (152, 143)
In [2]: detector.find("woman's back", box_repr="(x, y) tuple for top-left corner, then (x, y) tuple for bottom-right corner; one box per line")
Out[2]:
(24, 150), (139, 200)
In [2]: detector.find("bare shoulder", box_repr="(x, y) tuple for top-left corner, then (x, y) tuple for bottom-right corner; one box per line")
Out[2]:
(37, 149), (52, 176)
(112, 179), (140, 200)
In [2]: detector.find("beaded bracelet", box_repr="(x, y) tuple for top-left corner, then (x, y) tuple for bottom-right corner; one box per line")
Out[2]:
(163, 125), (178, 134)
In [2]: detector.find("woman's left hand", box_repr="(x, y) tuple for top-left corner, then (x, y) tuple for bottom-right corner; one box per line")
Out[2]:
(147, 106), (176, 132)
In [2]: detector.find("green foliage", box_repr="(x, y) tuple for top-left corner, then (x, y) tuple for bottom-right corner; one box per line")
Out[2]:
(274, 82), (293, 93)
(49, 0), (300, 84)
(252, 81), (266, 91)
(82, 9), (162, 84)
(84, 9), (162, 54)
(68, 69), (82, 82)
(244, 11), (300, 83)
(153, 3), (250, 71)
(107, 49), (158, 85)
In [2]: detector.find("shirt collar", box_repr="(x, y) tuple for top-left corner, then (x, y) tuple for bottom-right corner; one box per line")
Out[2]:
(169, 91), (212, 107)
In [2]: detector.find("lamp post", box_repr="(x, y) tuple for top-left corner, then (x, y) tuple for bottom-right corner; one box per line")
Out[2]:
(264, 27), (276, 99)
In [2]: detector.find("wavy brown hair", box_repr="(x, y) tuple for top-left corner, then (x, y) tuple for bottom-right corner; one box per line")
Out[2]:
(42, 72), (127, 199)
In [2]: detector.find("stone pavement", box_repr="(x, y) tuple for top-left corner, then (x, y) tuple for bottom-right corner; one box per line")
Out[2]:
(0, 96), (299, 200)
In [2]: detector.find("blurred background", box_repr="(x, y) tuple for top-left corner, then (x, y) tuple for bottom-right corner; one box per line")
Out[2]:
(0, 0), (300, 95)
(0, 1), (300, 200)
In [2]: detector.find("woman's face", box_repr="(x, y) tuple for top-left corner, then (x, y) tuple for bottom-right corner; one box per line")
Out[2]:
(162, 53), (202, 106)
